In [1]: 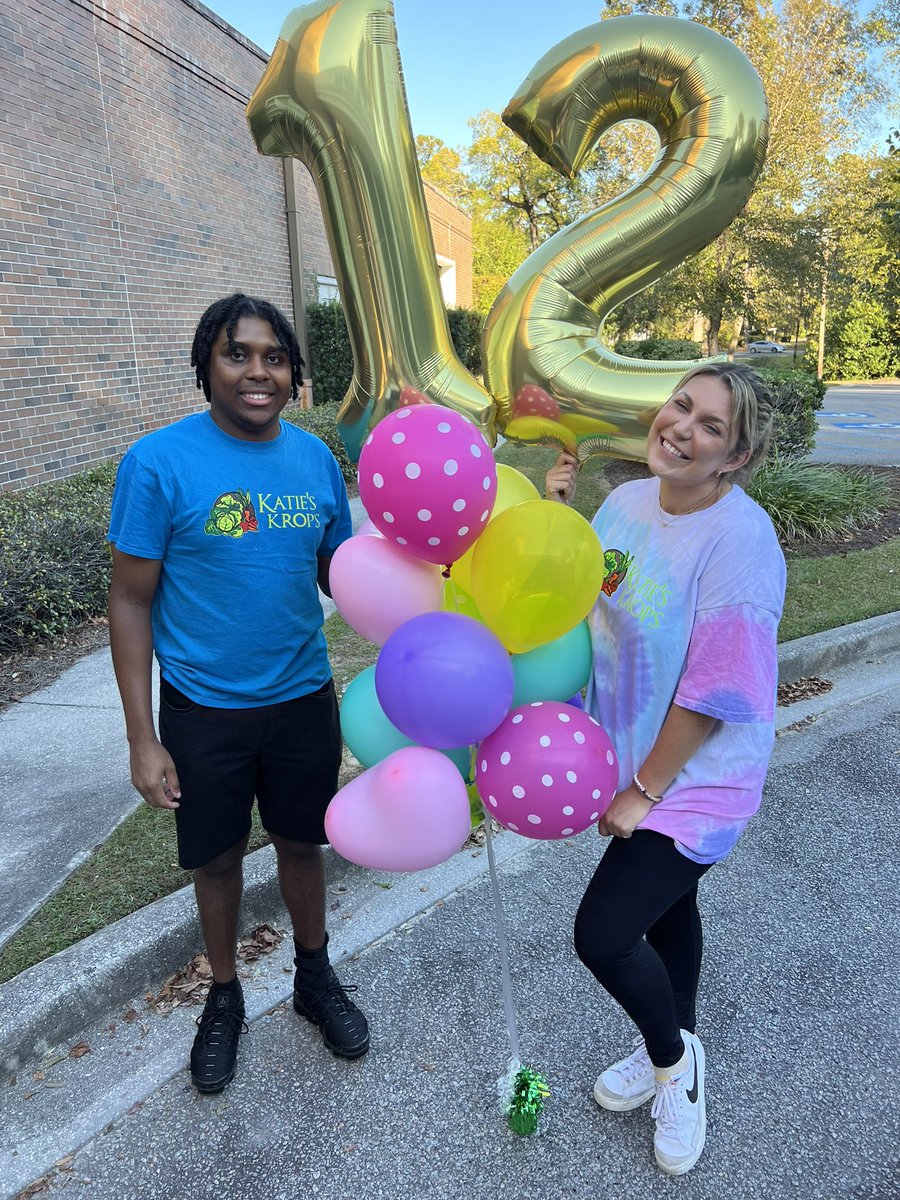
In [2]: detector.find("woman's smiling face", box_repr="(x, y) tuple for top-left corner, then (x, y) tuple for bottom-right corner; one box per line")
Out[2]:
(647, 373), (749, 491)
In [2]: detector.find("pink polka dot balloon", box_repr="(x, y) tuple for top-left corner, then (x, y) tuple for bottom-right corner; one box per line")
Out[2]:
(476, 701), (619, 840)
(357, 405), (498, 565)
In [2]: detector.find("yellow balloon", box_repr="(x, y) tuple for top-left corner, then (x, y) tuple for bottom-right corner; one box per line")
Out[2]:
(246, 0), (495, 460)
(449, 464), (541, 593)
(483, 15), (769, 464)
(441, 577), (482, 622)
(469, 502), (605, 654)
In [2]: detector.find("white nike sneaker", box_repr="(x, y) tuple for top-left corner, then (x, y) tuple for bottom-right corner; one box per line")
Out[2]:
(651, 1030), (707, 1176)
(593, 1035), (655, 1111)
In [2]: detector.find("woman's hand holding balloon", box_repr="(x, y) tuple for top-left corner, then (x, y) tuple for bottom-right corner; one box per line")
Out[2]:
(545, 453), (578, 505)
(596, 784), (654, 839)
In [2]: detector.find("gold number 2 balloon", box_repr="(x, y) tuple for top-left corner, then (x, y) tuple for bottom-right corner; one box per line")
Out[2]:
(247, 4), (768, 464)
(485, 16), (769, 463)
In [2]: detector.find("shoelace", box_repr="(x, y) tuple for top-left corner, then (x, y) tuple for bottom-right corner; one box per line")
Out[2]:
(615, 1036), (652, 1083)
(305, 981), (360, 1014)
(195, 1007), (247, 1045)
(651, 1076), (685, 1131)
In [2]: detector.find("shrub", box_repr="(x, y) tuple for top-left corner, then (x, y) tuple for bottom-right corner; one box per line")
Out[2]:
(282, 402), (357, 487)
(822, 296), (899, 381)
(750, 359), (826, 459)
(305, 300), (353, 407)
(747, 456), (889, 544)
(305, 301), (486, 405)
(614, 337), (703, 360)
(0, 460), (118, 650)
(446, 306), (484, 375)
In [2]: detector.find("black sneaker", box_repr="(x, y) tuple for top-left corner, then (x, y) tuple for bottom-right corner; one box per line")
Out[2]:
(293, 962), (370, 1059)
(190, 983), (247, 1094)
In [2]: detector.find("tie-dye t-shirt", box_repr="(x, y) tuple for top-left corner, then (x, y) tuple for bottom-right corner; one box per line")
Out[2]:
(585, 478), (786, 864)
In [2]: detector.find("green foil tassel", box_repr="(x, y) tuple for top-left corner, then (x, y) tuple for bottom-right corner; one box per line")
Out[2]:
(506, 1066), (550, 1136)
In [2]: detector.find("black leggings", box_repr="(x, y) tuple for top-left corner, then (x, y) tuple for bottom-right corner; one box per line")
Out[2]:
(573, 830), (712, 1069)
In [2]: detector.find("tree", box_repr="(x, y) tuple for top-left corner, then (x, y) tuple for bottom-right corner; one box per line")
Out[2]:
(415, 135), (471, 206)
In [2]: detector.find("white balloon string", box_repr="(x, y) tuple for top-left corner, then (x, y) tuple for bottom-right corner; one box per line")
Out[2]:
(484, 815), (520, 1065)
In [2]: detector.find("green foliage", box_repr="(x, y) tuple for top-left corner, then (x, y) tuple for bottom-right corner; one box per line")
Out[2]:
(446, 306), (484, 374)
(747, 457), (890, 544)
(753, 360), (826, 459)
(614, 337), (702, 360)
(780, 536), (900, 643)
(281, 402), (356, 487)
(822, 296), (899, 381)
(0, 460), (118, 650)
(305, 300), (354, 407)
(304, 299), (486, 397)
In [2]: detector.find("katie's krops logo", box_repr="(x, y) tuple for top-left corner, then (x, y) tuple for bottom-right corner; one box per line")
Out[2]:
(204, 490), (258, 538)
(204, 489), (322, 536)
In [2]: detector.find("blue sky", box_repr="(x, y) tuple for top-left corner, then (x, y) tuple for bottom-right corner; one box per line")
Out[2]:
(207, 0), (607, 149)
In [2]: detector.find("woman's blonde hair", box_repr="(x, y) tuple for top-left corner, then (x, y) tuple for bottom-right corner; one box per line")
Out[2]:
(673, 361), (775, 483)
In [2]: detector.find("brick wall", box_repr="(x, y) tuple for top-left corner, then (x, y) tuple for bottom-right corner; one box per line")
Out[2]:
(423, 181), (474, 308)
(0, 0), (474, 492)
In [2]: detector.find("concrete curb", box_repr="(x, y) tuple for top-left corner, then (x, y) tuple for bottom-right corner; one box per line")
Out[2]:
(0, 833), (531, 1080)
(776, 611), (900, 684)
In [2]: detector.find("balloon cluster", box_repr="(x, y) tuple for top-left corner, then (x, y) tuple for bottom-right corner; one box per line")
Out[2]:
(324, 405), (618, 872)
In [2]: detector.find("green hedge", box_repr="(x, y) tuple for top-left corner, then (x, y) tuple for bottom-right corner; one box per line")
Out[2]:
(305, 301), (485, 402)
(305, 301), (354, 407)
(0, 460), (118, 650)
(753, 360), (826, 459)
(614, 337), (703, 360)
(282, 402), (356, 486)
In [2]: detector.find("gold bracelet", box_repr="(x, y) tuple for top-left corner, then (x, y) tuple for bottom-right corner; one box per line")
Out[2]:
(632, 772), (663, 804)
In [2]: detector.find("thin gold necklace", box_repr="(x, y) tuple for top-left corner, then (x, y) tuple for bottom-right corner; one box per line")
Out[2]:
(658, 479), (725, 526)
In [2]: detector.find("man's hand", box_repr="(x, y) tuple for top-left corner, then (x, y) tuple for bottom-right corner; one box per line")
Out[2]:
(597, 784), (653, 839)
(129, 737), (181, 809)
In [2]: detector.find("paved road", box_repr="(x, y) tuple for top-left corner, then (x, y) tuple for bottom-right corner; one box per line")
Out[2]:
(810, 382), (900, 466)
(9, 658), (899, 1200)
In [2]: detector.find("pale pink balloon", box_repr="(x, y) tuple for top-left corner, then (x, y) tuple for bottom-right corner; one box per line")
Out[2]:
(353, 515), (383, 538)
(476, 702), (619, 840)
(357, 404), (498, 565)
(329, 535), (443, 645)
(325, 747), (471, 872)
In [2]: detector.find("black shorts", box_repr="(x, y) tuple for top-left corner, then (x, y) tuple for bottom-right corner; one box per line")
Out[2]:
(158, 676), (342, 870)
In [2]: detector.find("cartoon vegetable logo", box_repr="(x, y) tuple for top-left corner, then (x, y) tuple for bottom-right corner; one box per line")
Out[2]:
(601, 548), (634, 597)
(204, 489), (259, 538)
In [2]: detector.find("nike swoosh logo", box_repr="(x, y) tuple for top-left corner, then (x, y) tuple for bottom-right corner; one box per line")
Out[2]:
(686, 1047), (699, 1104)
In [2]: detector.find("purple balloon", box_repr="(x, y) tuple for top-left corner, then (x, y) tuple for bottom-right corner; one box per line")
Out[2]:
(375, 612), (514, 749)
(566, 692), (585, 710)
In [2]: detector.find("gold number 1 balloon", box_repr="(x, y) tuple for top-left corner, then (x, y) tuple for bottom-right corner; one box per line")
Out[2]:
(484, 16), (769, 463)
(246, 0), (496, 458)
(247, 5), (768, 465)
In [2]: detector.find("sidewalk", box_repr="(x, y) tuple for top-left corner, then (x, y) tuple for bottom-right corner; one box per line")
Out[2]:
(1, 612), (899, 1197)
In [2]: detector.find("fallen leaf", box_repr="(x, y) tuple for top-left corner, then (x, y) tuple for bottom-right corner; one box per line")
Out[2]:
(32, 1071), (45, 1082)
(122, 1008), (138, 1023)
(69, 1042), (91, 1059)
(43, 1080), (66, 1089)
(54, 1155), (75, 1171)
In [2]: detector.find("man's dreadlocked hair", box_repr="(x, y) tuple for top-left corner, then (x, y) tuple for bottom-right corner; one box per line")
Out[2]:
(190, 293), (305, 402)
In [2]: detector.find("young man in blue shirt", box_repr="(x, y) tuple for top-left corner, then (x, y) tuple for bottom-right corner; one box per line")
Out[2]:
(108, 294), (368, 1093)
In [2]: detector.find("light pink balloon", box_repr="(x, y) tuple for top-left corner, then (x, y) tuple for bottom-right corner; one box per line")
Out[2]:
(357, 405), (498, 565)
(325, 746), (471, 872)
(329, 535), (443, 645)
(476, 702), (619, 840)
(353, 515), (383, 538)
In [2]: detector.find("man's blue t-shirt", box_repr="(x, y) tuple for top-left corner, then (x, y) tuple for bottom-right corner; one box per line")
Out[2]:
(108, 412), (352, 708)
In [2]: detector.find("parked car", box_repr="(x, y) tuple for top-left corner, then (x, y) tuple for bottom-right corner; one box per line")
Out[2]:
(747, 340), (784, 353)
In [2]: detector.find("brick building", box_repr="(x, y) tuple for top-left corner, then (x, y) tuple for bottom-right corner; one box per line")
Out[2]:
(0, 0), (473, 492)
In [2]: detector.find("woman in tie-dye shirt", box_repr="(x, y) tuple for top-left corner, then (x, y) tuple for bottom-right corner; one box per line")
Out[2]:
(546, 362), (785, 1177)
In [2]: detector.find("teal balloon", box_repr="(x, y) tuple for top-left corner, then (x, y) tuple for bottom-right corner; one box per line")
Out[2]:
(511, 621), (592, 707)
(340, 666), (473, 780)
